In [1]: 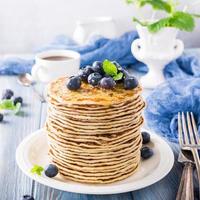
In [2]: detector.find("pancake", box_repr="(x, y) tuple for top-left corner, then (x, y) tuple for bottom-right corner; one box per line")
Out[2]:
(48, 77), (142, 106)
(45, 76), (145, 184)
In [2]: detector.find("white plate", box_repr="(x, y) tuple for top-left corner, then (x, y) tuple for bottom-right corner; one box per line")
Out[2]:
(16, 129), (174, 195)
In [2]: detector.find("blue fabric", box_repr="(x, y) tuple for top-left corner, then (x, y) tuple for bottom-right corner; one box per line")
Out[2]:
(0, 31), (200, 77)
(145, 77), (200, 143)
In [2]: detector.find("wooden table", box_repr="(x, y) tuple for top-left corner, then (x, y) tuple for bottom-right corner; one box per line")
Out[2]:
(0, 75), (184, 200)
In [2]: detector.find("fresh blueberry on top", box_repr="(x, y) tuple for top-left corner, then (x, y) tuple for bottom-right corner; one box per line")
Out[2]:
(92, 61), (104, 75)
(88, 72), (102, 86)
(66, 76), (81, 90)
(14, 97), (23, 105)
(22, 195), (34, 200)
(0, 113), (3, 122)
(44, 164), (59, 178)
(124, 76), (138, 90)
(2, 89), (14, 99)
(79, 66), (94, 82)
(100, 77), (116, 89)
(141, 147), (153, 159)
(142, 131), (151, 144)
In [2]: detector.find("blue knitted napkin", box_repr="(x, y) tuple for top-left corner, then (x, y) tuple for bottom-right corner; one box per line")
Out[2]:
(0, 31), (200, 78)
(145, 77), (200, 143)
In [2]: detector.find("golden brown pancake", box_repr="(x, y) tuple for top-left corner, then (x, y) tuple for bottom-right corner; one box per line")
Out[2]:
(45, 76), (145, 184)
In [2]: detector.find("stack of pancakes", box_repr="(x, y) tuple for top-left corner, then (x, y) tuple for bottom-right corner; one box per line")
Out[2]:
(45, 76), (145, 184)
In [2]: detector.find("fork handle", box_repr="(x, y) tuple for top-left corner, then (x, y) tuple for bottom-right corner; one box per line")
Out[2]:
(191, 149), (200, 198)
(176, 163), (194, 200)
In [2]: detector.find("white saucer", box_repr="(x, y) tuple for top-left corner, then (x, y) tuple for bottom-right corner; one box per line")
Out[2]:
(16, 129), (174, 195)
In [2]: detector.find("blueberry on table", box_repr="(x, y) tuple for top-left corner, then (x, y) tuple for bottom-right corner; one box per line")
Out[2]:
(92, 61), (104, 74)
(44, 164), (59, 178)
(66, 76), (81, 90)
(142, 131), (151, 144)
(100, 77), (116, 89)
(22, 195), (34, 200)
(0, 113), (3, 122)
(141, 147), (154, 159)
(88, 72), (102, 86)
(2, 89), (14, 99)
(79, 66), (94, 82)
(124, 76), (138, 90)
(14, 97), (23, 105)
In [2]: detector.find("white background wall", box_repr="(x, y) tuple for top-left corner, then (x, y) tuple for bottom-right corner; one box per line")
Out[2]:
(0, 0), (199, 54)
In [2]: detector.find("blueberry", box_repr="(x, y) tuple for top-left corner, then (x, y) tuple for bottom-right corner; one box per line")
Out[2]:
(2, 89), (14, 99)
(112, 61), (121, 68)
(124, 76), (138, 90)
(79, 66), (94, 82)
(14, 97), (23, 105)
(142, 131), (151, 144)
(66, 76), (81, 90)
(0, 113), (3, 122)
(141, 147), (153, 159)
(44, 164), (59, 178)
(22, 195), (34, 200)
(88, 72), (102, 86)
(92, 61), (104, 74)
(100, 77), (116, 89)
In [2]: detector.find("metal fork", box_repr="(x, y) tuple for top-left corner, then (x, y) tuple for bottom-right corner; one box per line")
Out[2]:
(176, 151), (194, 200)
(178, 112), (200, 198)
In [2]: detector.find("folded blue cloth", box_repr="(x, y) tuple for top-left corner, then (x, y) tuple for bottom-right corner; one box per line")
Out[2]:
(0, 31), (200, 77)
(145, 77), (200, 143)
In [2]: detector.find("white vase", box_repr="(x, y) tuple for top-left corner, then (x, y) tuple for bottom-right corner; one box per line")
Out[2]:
(73, 17), (117, 44)
(131, 24), (184, 88)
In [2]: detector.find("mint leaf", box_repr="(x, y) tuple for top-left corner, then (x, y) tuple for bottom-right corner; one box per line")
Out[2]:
(148, 17), (170, 33)
(14, 103), (21, 114)
(103, 60), (118, 76)
(0, 99), (15, 110)
(113, 72), (124, 81)
(0, 99), (22, 114)
(169, 11), (195, 32)
(31, 165), (44, 176)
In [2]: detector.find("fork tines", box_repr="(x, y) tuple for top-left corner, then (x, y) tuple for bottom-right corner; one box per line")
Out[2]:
(178, 112), (200, 148)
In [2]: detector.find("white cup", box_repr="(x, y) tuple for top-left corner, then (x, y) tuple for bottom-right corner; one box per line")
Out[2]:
(31, 50), (80, 83)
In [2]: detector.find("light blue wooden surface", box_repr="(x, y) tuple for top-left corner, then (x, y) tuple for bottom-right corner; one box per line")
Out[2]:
(0, 75), (185, 200)
(2, 48), (200, 199)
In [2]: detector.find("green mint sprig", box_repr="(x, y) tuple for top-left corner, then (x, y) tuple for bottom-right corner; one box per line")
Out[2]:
(14, 103), (21, 114)
(30, 165), (44, 176)
(148, 11), (195, 33)
(113, 72), (124, 81)
(102, 60), (124, 81)
(127, 0), (200, 33)
(0, 99), (21, 114)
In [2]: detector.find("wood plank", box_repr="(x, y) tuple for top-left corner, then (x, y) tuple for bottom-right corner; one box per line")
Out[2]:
(0, 76), (43, 200)
(0, 49), (199, 199)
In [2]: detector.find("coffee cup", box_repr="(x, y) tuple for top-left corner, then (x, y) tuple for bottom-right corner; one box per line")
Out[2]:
(31, 50), (80, 83)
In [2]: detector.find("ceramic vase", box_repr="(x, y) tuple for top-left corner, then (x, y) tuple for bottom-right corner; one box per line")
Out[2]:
(131, 24), (184, 88)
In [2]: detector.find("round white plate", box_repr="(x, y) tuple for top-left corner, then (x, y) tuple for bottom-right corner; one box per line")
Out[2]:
(16, 129), (174, 195)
